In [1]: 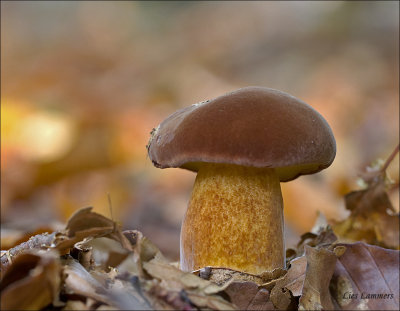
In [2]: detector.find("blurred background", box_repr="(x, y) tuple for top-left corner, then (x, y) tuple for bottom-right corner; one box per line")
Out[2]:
(1, 1), (399, 260)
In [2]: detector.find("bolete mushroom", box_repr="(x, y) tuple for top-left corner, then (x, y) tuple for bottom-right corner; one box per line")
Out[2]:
(147, 86), (336, 274)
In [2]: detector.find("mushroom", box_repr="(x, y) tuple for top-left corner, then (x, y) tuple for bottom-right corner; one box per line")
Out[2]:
(147, 86), (336, 274)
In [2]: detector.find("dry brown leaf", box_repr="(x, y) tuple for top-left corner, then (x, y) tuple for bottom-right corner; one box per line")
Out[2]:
(330, 242), (399, 310)
(145, 272), (235, 310)
(0, 250), (62, 310)
(270, 241), (399, 311)
(1, 208), (130, 277)
(63, 257), (152, 310)
(83, 237), (129, 269)
(224, 281), (258, 309)
(224, 281), (275, 310)
(116, 230), (166, 279)
(333, 171), (399, 249)
(54, 207), (117, 253)
(123, 230), (166, 263)
(52, 207), (136, 262)
(195, 266), (286, 286)
(298, 246), (338, 310)
(196, 266), (263, 285)
(286, 225), (338, 263)
(194, 267), (283, 310)
(269, 244), (341, 311)
(247, 288), (275, 310)
(270, 255), (307, 310)
(145, 282), (196, 310)
(185, 291), (236, 310)
(62, 257), (114, 304)
(65, 207), (116, 237)
(143, 260), (230, 295)
(3, 202), (398, 311)
(143, 259), (236, 310)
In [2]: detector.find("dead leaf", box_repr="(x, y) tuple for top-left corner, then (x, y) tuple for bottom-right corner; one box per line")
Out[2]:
(247, 288), (275, 310)
(65, 207), (115, 238)
(1, 208), (131, 277)
(85, 237), (129, 269)
(270, 255), (307, 310)
(224, 281), (275, 310)
(63, 257), (152, 310)
(54, 207), (134, 257)
(333, 170), (399, 249)
(196, 266), (262, 285)
(146, 283), (196, 310)
(271, 241), (399, 311)
(0, 250), (62, 310)
(143, 259), (236, 310)
(116, 230), (166, 279)
(3, 203), (398, 311)
(186, 291), (236, 310)
(224, 281), (259, 309)
(270, 244), (342, 311)
(195, 266), (286, 286)
(143, 259), (231, 295)
(194, 267), (283, 310)
(298, 246), (338, 310)
(62, 257), (113, 304)
(286, 225), (338, 264)
(330, 242), (399, 310)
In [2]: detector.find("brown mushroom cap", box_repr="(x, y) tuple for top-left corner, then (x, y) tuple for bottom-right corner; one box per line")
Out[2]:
(147, 86), (336, 182)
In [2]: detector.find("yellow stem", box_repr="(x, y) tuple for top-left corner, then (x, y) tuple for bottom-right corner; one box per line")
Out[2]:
(180, 163), (285, 274)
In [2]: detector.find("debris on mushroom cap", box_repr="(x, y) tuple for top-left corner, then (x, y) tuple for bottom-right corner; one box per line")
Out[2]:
(147, 86), (336, 182)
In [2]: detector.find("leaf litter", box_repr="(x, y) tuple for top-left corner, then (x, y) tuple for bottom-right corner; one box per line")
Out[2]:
(332, 144), (399, 249)
(1, 149), (399, 310)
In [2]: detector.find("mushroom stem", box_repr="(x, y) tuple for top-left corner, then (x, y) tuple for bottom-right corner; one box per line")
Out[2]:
(180, 163), (285, 274)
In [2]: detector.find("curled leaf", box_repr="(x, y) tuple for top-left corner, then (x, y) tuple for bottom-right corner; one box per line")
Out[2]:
(286, 225), (338, 263)
(63, 257), (152, 310)
(270, 255), (307, 310)
(298, 246), (338, 310)
(143, 259), (236, 310)
(54, 207), (134, 256)
(0, 250), (62, 310)
(333, 171), (399, 249)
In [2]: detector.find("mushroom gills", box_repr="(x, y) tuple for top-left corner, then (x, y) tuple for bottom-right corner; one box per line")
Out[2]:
(180, 163), (285, 274)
